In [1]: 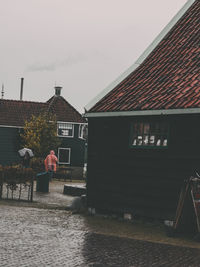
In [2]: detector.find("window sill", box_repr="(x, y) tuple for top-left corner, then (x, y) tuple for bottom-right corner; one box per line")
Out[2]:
(129, 145), (168, 149)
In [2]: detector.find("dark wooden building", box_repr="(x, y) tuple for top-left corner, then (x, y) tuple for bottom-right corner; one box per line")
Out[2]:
(84, 0), (200, 219)
(0, 86), (87, 178)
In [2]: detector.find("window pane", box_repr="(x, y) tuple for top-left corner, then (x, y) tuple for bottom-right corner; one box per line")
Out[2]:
(137, 136), (143, 146)
(134, 123), (139, 134)
(143, 135), (149, 145)
(79, 124), (88, 139)
(155, 123), (160, 134)
(156, 136), (161, 146)
(162, 123), (168, 134)
(132, 137), (137, 146)
(131, 122), (168, 148)
(59, 149), (70, 163)
(132, 123), (140, 145)
(149, 135), (155, 146)
(143, 123), (150, 134)
(163, 139), (168, 146)
(150, 123), (156, 134)
(58, 123), (73, 137)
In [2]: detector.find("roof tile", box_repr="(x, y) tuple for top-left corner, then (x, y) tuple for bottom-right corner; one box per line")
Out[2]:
(0, 95), (85, 127)
(90, 1), (200, 113)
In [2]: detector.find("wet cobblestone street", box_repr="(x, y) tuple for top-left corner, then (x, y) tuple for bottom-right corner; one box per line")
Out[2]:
(1, 205), (200, 267)
(1, 181), (200, 266)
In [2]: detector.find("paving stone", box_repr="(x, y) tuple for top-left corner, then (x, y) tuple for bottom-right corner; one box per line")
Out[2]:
(0, 205), (200, 267)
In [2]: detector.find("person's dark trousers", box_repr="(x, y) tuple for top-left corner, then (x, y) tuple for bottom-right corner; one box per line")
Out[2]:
(48, 170), (54, 181)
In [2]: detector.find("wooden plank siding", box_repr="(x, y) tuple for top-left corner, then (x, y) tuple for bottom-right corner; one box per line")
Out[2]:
(0, 124), (86, 170)
(60, 124), (86, 167)
(87, 114), (200, 219)
(0, 127), (21, 165)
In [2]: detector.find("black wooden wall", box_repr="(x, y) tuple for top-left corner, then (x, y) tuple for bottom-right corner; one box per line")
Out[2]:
(0, 127), (21, 165)
(87, 114), (200, 220)
(60, 124), (86, 167)
(0, 125), (86, 168)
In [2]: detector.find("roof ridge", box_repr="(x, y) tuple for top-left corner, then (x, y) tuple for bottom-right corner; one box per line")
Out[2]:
(1, 98), (47, 105)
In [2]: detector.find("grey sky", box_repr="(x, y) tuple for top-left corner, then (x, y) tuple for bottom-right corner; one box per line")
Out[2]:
(0, 0), (187, 113)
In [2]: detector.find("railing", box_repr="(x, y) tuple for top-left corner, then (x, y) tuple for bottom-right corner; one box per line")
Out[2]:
(0, 167), (34, 202)
(54, 167), (73, 181)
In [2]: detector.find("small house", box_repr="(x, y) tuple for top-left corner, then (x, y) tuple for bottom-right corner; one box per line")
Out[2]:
(0, 85), (87, 179)
(84, 0), (200, 219)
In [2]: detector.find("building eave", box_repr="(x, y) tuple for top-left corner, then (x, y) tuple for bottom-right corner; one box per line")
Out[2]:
(84, 108), (200, 118)
(84, 0), (196, 112)
(57, 120), (87, 125)
(0, 124), (23, 128)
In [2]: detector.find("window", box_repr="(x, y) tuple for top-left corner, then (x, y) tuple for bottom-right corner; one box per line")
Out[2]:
(79, 124), (88, 140)
(130, 122), (168, 148)
(58, 148), (71, 164)
(57, 122), (74, 137)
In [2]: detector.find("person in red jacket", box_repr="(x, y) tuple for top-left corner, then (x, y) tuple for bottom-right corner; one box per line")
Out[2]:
(44, 150), (58, 180)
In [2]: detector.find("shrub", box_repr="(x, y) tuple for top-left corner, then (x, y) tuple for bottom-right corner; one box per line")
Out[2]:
(30, 157), (44, 173)
(3, 165), (34, 184)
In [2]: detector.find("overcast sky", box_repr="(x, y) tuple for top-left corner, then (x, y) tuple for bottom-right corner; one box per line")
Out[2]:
(0, 0), (187, 113)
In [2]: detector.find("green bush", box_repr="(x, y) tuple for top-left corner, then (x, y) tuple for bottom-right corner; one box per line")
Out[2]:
(30, 157), (44, 173)
(3, 165), (34, 184)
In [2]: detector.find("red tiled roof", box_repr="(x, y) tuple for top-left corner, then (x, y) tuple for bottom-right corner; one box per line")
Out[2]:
(0, 96), (85, 127)
(47, 96), (86, 123)
(90, 0), (200, 113)
(0, 100), (47, 127)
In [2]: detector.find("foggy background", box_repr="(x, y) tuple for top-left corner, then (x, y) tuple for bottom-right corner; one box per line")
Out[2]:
(0, 0), (187, 113)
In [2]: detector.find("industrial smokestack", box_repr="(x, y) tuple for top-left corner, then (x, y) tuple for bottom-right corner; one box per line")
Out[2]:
(20, 77), (24, 100)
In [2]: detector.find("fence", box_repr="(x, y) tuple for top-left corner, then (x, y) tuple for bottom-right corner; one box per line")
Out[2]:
(0, 166), (34, 202)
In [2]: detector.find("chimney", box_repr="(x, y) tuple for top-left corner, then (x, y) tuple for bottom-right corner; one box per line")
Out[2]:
(20, 77), (24, 100)
(1, 84), (4, 99)
(55, 86), (62, 96)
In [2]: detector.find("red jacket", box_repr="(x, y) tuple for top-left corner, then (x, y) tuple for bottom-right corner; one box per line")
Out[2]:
(44, 150), (58, 172)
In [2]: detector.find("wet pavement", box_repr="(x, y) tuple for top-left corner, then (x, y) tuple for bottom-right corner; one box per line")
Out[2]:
(33, 180), (75, 209)
(0, 180), (200, 266)
(1, 180), (76, 209)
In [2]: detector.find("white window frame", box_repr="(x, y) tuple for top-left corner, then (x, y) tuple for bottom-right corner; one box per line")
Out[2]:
(58, 147), (71, 164)
(57, 122), (74, 138)
(78, 123), (87, 140)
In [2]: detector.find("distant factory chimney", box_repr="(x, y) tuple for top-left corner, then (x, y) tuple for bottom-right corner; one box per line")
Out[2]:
(20, 77), (24, 100)
(55, 86), (62, 96)
(1, 84), (4, 99)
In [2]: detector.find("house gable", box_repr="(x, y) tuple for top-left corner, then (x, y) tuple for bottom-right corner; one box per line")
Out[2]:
(47, 95), (86, 123)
